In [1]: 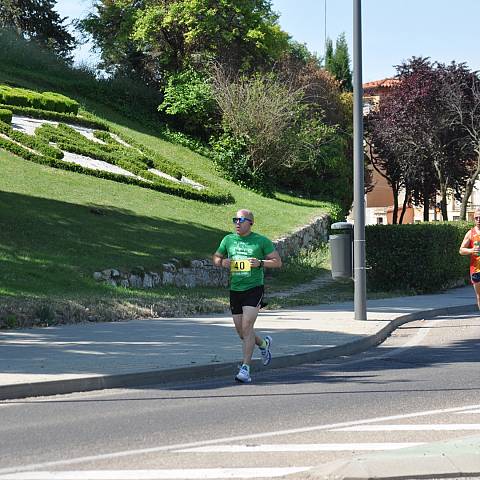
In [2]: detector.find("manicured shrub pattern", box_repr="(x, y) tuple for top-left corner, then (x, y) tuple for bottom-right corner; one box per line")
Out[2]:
(0, 84), (233, 204)
(0, 121), (63, 159)
(366, 222), (470, 293)
(0, 85), (79, 114)
(0, 103), (108, 130)
(0, 119), (234, 204)
(0, 108), (12, 124)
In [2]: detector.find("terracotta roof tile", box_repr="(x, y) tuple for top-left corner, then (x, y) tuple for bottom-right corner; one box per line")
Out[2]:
(363, 78), (400, 90)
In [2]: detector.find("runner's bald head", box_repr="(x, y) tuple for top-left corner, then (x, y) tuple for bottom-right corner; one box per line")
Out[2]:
(237, 209), (254, 223)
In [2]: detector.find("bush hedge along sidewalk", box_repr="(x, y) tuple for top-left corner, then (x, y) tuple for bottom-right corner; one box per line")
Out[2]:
(365, 222), (470, 293)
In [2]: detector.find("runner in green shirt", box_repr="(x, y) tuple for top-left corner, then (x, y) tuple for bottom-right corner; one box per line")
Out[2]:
(213, 209), (282, 383)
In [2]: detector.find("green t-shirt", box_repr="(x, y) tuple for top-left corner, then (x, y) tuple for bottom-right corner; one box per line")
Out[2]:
(216, 232), (275, 291)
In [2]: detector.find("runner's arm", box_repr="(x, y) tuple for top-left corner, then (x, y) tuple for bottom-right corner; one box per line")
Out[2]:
(459, 231), (473, 255)
(213, 252), (231, 268)
(263, 250), (282, 269)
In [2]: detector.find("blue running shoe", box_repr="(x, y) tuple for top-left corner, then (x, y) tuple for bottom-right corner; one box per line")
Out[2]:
(235, 364), (251, 383)
(260, 335), (272, 366)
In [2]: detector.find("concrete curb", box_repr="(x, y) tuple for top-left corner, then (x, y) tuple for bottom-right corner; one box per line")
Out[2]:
(0, 303), (476, 401)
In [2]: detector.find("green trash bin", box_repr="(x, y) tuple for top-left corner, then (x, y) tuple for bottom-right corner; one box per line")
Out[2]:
(329, 222), (353, 280)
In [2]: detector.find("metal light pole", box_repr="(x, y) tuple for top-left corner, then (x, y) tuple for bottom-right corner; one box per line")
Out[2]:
(353, 0), (367, 320)
(324, 0), (327, 56)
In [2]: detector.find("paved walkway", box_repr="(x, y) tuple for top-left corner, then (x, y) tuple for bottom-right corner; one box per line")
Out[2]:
(0, 286), (476, 400)
(1, 285), (479, 479)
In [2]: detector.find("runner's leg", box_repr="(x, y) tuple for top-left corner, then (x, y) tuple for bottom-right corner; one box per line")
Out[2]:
(241, 305), (260, 365)
(233, 314), (243, 339)
(474, 282), (480, 309)
(233, 314), (263, 345)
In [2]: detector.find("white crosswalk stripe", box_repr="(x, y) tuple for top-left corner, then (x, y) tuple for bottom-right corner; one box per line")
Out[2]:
(332, 423), (480, 431)
(0, 467), (312, 480)
(176, 442), (423, 452)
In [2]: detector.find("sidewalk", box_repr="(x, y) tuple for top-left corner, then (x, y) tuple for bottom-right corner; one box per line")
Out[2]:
(0, 286), (476, 401)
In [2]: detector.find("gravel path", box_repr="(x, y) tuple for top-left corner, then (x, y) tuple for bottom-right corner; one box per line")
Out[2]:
(271, 272), (337, 298)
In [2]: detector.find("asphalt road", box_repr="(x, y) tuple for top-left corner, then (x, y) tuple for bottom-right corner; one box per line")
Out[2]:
(1, 312), (479, 479)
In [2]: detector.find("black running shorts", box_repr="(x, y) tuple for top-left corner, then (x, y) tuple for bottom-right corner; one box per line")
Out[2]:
(229, 285), (264, 315)
(472, 272), (480, 284)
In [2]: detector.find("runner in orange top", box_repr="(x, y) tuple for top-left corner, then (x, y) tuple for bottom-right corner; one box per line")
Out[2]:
(459, 207), (480, 309)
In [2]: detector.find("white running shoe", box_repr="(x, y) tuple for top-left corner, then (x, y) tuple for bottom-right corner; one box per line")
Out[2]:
(235, 365), (252, 383)
(260, 335), (272, 366)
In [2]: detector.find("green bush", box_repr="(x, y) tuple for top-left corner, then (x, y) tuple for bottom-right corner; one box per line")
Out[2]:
(0, 108), (12, 123)
(159, 68), (218, 139)
(210, 131), (271, 194)
(42, 91), (79, 114)
(0, 85), (79, 114)
(365, 222), (470, 293)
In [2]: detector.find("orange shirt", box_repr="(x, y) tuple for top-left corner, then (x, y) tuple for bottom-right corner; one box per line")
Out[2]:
(469, 227), (480, 275)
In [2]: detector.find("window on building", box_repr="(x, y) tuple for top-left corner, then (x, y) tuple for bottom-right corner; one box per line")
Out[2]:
(376, 217), (384, 225)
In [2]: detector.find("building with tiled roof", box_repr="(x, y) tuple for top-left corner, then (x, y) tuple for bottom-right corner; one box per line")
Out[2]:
(363, 78), (400, 93)
(361, 77), (479, 225)
(362, 77), (400, 115)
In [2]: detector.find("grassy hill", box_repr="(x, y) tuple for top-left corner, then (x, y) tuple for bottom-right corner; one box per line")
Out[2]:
(0, 36), (341, 326)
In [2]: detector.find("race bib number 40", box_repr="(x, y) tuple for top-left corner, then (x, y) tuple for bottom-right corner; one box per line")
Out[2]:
(230, 259), (251, 273)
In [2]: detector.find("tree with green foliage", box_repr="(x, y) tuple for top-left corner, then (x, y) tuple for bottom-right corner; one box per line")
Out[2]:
(79, 0), (290, 86)
(0, 0), (76, 60)
(324, 37), (333, 72)
(324, 33), (352, 92)
(159, 68), (218, 138)
(210, 63), (353, 211)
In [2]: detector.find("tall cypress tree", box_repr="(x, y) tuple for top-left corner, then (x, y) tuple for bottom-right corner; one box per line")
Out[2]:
(324, 37), (334, 72)
(324, 33), (352, 92)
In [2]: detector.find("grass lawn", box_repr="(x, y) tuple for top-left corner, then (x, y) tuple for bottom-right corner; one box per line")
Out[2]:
(0, 147), (331, 298)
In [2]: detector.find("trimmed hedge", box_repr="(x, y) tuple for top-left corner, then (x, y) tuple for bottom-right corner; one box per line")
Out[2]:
(365, 222), (470, 293)
(109, 126), (230, 196)
(0, 108), (12, 124)
(0, 103), (108, 130)
(0, 121), (63, 159)
(109, 128), (183, 179)
(0, 134), (234, 203)
(0, 85), (79, 114)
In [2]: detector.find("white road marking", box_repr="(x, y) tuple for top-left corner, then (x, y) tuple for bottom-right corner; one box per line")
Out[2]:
(456, 409), (480, 414)
(1, 403), (479, 475)
(333, 424), (480, 432)
(0, 467), (312, 480)
(176, 442), (423, 453)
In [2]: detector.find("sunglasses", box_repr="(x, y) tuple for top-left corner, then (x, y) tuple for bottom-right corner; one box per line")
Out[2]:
(232, 217), (252, 224)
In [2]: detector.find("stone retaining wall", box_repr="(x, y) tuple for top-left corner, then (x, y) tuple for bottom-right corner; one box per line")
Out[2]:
(94, 213), (330, 288)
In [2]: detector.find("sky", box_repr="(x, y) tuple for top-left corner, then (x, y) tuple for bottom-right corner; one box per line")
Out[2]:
(55, 0), (480, 82)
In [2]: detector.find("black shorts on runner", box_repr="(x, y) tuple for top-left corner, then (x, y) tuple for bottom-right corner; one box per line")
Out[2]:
(230, 285), (264, 315)
(472, 272), (480, 283)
